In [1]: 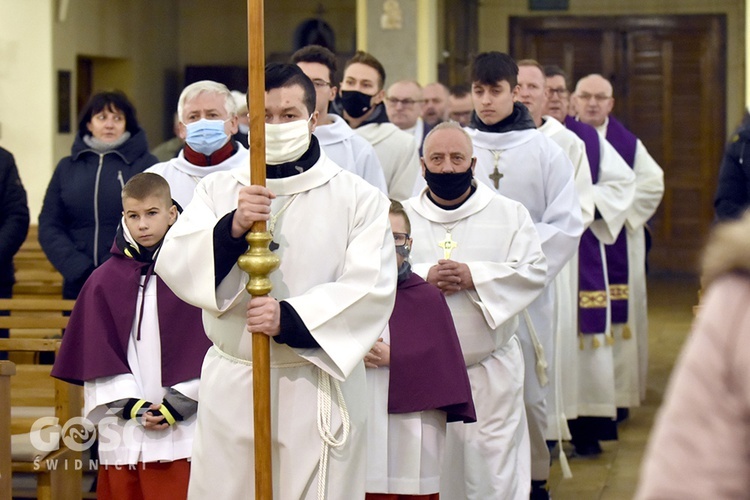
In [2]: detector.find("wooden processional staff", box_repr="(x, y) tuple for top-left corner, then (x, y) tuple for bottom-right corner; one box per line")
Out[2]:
(237, 0), (277, 498)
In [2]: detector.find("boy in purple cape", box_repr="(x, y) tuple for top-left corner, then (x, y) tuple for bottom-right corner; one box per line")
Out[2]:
(364, 199), (475, 500)
(52, 172), (212, 500)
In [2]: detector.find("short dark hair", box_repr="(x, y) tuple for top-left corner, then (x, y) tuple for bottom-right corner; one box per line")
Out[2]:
(290, 45), (338, 87)
(265, 63), (317, 115)
(78, 90), (141, 136)
(449, 84), (471, 98)
(388, 199), (411, 234)
(344, 51), (387, 90)
(543, 64), (570, 90)
(121, 172), (172, 208)
(470, 52), (518, 88)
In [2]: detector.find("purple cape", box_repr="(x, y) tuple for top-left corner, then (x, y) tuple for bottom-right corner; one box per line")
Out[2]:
(604, 116), (637, 323)
(387, 273), (476, 423)
(51, 243), (212, 387)
(565, 117), (608, 334)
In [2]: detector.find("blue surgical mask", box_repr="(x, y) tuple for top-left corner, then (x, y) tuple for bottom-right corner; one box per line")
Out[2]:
(184, 118), (229, 155)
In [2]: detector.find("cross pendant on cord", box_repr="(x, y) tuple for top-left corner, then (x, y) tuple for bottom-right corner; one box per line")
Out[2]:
(438, 232), (458, 259)
(489, 150), (504, 189)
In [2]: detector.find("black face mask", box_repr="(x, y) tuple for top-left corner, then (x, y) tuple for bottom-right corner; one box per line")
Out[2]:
(340, 90), (374, 118)
(424, 163), (474, 201)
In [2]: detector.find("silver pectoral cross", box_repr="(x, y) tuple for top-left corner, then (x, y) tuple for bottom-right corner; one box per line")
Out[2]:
(438, 232), (458, 259)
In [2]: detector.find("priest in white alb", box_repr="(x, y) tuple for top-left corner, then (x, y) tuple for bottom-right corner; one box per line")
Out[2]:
(157, 63), (397, 500)
(517, 60), (595, 452)
(573, 74), (664, 413)
(290, 44), (388, 195)
(544, 65), (636, 456)
(405, 122), (547, 499)
(458, 52), (583, 498)
(338, 51), (421, 201)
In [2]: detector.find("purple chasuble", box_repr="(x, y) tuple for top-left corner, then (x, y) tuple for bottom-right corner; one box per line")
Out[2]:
(566, 117), (608, 334)
(604, 115), (637, 324)
(387, 273), (476, 423)
(52, 242), (212, 387)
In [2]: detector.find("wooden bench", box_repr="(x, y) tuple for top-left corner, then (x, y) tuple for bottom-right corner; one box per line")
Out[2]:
(0, 298), (75, 343)
(0, 339), (82, 500)
(13, 226), (63, 298)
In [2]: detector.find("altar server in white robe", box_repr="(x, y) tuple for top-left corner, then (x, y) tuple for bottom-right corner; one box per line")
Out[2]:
(338, 51), (421, 201)
(544, 65), (636, 456)
(364, 199), (476, 499)
(405, 122), (547, 500)
(156, 63), (397, 500)
(517, 60), (595, 452)
(291, 45), (388, 195)
(458, 52), (583, 498)
(574, 74), (664, 409)
(147, 80), (248, 208)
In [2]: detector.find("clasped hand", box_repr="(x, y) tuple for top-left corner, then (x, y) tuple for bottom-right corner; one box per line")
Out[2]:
(426, 259), (474, 296)
(364, 338), (390, 368)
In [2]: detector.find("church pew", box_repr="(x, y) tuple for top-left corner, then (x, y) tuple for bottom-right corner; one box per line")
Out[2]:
(0, 338), (82, 500)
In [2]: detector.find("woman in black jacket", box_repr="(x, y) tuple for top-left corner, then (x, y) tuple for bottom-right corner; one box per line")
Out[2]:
(39, 91), (157, 299)
(0, 146), (30, 359)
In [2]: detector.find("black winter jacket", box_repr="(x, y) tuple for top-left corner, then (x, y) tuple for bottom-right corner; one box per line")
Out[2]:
(38, 129), (157, 298)
(714, 112), (750, 221)
(0, 147), (30, 290)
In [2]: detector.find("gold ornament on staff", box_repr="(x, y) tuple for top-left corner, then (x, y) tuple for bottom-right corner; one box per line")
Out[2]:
(236, 0), (276, 498)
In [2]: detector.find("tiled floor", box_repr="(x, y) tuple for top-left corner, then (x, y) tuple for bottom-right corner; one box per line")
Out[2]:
(548, 272), (699, 499)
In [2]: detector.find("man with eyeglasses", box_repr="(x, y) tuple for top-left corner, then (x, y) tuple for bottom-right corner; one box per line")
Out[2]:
(338, 51), (421, 201)
(573, 74), (664, 426)
(146, 80), (248, 208)
(384, 79), (432, 155)
(403, 121), (547, 500)
(291, 45), (388, 195)
(542, 65), (637, 458)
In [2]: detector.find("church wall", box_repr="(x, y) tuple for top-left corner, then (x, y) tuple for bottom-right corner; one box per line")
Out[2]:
(177, 0), (358, 70)
(0, 0), (54, 223)
(477, 0), (745, 135)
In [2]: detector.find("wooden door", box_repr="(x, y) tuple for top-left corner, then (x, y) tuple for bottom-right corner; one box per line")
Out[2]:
(510, 15), (726, 274)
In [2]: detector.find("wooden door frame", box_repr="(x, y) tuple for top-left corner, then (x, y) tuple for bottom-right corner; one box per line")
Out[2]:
(510, 14), (727, 273)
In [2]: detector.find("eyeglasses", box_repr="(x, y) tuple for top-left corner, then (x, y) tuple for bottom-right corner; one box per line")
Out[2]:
(393, 232), (410, 245)
(386, 97), (424, 107)
(576, 93), (611, 102)
(312, 79), (331, 89)
(547, 87), (568, 97)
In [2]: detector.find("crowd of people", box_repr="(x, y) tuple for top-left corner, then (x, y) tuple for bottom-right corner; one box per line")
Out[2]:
(8, 42), (750, 499)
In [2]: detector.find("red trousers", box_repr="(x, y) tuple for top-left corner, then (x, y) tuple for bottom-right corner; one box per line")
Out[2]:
(97, 459), (190, 500)
(366, 494), (439, 500)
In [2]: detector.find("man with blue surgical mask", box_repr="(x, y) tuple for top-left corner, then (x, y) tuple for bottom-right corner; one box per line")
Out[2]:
(147, 80), (249, 208)
(156, 62), (396, 499)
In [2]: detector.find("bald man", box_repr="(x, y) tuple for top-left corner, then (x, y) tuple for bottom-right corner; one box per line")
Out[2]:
(422, 82), (449, 127)
(573, 74), (664, 420)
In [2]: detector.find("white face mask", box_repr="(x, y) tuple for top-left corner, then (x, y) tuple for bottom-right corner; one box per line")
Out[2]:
(265, 116), (312, 165)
